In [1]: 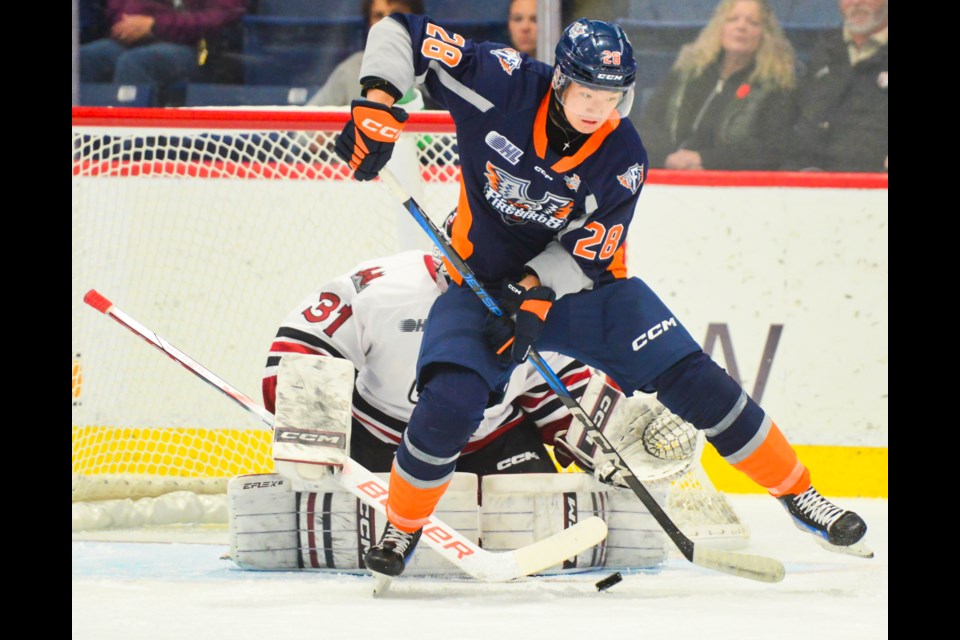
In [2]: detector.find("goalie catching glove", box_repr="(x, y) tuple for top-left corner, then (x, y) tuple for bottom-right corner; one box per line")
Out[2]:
(557, 387), (702, 486)
(484, 281), (555, 364)
(334, 98), (409, 181)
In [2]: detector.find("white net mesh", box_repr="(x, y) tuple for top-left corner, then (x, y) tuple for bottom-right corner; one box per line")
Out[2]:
(72, 109), (461, 507)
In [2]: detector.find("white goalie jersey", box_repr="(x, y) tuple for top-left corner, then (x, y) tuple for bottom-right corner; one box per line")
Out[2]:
(263, 250), (591, 452)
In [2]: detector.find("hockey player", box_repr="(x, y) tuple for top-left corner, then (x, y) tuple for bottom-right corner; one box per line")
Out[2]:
(333, 14), (870, 577)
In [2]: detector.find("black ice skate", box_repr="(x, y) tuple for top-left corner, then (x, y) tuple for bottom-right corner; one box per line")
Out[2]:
(365, 522), (423, 577)
(778, 486), (873, 558)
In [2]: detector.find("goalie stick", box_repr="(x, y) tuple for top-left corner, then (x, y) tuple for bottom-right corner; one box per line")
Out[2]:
(376, 168), (786, 584)
(82, 289), (608, 583)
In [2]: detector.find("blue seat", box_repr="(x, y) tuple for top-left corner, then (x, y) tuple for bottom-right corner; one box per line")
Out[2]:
(779, 0), (843, 28)
(627, 0), (716, 25)
(442, 19), (511, 46)
(257, 0), (359, 17)
(425, 0), (511, 22)
(243, 43), (355, 85)
(184, 83), (322, 106)
(80, 83), (156, 107)
(242, 15), (365, 85)
(242, 15), (365, 50)
(634, 50), (675, 92)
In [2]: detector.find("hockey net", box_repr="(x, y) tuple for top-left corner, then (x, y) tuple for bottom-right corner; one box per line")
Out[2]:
(71, 106), (746, 544)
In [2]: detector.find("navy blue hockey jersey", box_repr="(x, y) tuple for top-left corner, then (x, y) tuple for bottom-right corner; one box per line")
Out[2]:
(359, 13), (649, 298)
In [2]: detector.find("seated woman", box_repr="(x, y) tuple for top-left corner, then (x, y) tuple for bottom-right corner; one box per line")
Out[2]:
(636, 0), (797, 171)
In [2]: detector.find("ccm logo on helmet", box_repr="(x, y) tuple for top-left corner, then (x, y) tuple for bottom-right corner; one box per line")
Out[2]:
(597, 73), (624, 81)
(361, 118), (402, 141)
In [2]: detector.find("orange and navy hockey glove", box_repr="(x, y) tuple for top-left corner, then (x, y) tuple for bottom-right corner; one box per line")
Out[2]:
(484, 281), (556, 364)
(334, 98), (409, 181)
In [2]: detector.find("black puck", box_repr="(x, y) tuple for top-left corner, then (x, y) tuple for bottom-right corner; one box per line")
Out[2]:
(595, 572), (622, 591)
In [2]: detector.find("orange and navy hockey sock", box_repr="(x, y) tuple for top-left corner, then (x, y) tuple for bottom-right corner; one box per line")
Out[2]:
(653, 352), (810, 497)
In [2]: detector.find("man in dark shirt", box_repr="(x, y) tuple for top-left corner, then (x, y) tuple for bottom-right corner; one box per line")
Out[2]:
(784, 0), (888, 172)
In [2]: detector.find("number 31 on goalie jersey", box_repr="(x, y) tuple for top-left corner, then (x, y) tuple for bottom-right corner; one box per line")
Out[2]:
(301, 292), (353, 338)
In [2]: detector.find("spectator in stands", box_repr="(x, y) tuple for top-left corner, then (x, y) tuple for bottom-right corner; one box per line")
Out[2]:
(507, 0), (538, 58)
(79, 0), (248, 106)
(635, 0), (797, 171)
(306, 0), (426, 107)
(781, 0), (887, 172)
(79, 0), (108, 44)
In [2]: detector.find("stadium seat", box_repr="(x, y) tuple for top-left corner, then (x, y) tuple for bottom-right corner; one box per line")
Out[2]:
(424, 0), (510, 22)
(242, 15), (364, 85)
(627, 0), (716, 25)
(80, 83), (156, 107)
(634, 49), (676, 93)
(779, 0), (843, 28)
(257, 0), (359, 17)
(184, 83), (322, 106)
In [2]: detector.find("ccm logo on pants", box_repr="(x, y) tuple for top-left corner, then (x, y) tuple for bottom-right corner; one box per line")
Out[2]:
(632, 317), (677, 351)
(496, 451), (541, 470)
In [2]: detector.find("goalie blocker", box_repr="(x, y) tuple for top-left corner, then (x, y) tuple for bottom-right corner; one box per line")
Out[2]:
(228, 470), (669, 575)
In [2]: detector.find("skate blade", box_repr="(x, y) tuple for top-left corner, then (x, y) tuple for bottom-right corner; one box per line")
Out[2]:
(816, 537), (874, 559)
(371, 571), (394, 597)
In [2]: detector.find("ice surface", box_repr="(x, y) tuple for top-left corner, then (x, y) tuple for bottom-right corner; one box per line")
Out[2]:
(72, 495), (888, 640)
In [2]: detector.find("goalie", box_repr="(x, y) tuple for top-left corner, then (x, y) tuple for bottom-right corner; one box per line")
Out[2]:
(229, 227), (703, 576)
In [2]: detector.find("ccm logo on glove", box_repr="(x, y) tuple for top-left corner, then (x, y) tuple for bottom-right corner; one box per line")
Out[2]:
(334, 98), (409, 181)
(356, 108), (404, 141)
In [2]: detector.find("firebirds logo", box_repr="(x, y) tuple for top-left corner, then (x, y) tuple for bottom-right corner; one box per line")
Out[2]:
(617, 163), (645, 194)
(490, 47), (523, 75)
(483, 162), (575, 229)
(350, 266), (384, 293)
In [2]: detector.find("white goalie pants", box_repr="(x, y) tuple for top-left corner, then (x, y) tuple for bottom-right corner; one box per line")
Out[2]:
(228, 471), (669, 576)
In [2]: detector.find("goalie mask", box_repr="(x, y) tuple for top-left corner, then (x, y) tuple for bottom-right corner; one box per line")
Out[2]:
(552, 18), (637, 121)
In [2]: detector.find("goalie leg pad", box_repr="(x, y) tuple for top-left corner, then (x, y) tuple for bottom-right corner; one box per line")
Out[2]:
(228, 474), (299, 570)
(480, 473), (668, 572)
(227, 472), (480, 576)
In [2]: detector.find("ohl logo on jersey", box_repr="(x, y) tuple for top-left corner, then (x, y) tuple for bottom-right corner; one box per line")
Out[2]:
(484, 162), (575, 229)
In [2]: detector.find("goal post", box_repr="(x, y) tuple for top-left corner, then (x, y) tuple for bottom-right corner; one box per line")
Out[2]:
(72, 105), (746, 546)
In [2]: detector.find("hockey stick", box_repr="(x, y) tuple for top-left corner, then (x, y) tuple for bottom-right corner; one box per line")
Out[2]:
(82, 289), (608, 583)
(377, 168), (785, 583)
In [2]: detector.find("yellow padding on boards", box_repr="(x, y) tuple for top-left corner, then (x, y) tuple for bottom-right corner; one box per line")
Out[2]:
(701, 445), (887, 498)
(73, 427), (887, 498)
(71, 426), (274, 477)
